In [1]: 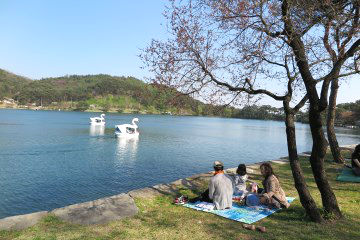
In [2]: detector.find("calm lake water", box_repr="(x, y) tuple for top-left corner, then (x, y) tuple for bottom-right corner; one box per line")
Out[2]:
(0, 109), (359, 218)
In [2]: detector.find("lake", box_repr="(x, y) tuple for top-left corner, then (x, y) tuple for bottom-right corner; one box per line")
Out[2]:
(0, 109), (359, 218)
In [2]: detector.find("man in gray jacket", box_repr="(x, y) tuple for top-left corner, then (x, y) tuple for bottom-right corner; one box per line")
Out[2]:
(209, 161), (233, 210)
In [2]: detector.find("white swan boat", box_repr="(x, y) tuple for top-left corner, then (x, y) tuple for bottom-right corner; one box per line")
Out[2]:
(115, 118), (139, 137)
(90, 114), (105, 125)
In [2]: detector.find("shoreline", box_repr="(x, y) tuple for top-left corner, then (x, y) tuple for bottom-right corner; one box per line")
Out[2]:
(0, 105), (201, 117)
(1, 144), (357, 230)
(2, 106), (360, 129)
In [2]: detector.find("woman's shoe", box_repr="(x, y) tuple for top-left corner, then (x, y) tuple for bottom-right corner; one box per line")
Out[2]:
(256, 226), (266, 232)
(242, 224), (256, 231)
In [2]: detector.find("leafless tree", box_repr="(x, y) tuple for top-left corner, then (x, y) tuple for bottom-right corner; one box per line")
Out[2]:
(141, 0), (360, 222)
(324, 0), (360, 163)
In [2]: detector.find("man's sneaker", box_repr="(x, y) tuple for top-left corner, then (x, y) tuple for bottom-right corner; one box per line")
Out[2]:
(174, 195), (188, 204)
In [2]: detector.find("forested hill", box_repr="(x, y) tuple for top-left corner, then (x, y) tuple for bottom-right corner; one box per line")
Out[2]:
(0, 69), (233, 116)
(0, 69), (31, 99)
(2, 69), (358, 124)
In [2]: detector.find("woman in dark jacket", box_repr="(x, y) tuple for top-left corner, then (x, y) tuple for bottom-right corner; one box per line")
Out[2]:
(351, 144), (360, 176)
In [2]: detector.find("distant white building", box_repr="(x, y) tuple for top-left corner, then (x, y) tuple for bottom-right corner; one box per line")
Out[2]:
(267, 109), (284, 115)
(2, 97), (15, 104)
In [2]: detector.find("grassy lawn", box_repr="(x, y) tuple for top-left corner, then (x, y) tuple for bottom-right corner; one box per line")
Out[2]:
(1, 150), (359, 240)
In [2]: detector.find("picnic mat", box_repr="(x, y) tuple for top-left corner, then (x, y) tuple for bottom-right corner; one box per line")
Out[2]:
(336, 168), (360, 182)
(182, 197), (295, 224)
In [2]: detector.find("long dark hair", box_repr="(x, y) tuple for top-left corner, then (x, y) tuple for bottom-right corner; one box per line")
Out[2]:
(352, 144), (360, 160)
(236, 164), (247, 176)
(260, 162), (275, 180)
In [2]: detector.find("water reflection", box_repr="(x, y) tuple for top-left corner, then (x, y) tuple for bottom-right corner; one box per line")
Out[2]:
(89, 125), (105, 136)
(115, 136), (139, 167)
(116, 136), (139, 160)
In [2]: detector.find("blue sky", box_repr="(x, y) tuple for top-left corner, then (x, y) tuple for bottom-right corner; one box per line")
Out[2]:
(0, 0), (167, 79)
(0, 0), (359, 106)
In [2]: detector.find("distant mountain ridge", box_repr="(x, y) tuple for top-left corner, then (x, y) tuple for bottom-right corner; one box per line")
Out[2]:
(0, 69), (230, 116)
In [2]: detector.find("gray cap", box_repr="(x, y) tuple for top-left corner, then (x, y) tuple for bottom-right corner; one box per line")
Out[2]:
(213, 161), (224, 167)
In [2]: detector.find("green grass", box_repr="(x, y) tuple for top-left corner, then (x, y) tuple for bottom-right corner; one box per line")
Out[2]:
(1, 150), (359, 240)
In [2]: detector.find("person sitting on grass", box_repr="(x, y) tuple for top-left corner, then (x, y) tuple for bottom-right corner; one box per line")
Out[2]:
(233, 164), (248, 198)
(258, 162), (290, 209)
(209, 161), (233, 210)
(351, 144), (360, 176)
(189, 161), (233, 210)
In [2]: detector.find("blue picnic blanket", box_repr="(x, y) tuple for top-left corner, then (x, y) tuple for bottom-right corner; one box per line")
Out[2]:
(182, 197), (295, 224)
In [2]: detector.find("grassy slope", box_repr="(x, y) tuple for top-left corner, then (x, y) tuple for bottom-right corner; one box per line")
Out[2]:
(1, 153), (359, 240)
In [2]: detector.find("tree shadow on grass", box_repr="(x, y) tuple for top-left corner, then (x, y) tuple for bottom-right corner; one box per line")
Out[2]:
(263, 205), (360, 239)
(325, 167), (341, 174)
(331, 185), (360, 192)
(267, 205), (311, 223)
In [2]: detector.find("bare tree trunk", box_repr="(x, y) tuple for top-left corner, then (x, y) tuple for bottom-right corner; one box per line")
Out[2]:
(308, 108), (343, 218)
(282, 11), (343, 217)
(284, 108), (324, 222)
(327, 78), (344, 163)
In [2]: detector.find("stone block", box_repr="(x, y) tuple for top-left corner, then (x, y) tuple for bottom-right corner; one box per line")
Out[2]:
(128, 187), (162, 199)
(51, 193), (138, 225)
(0, 211), (48, 230)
